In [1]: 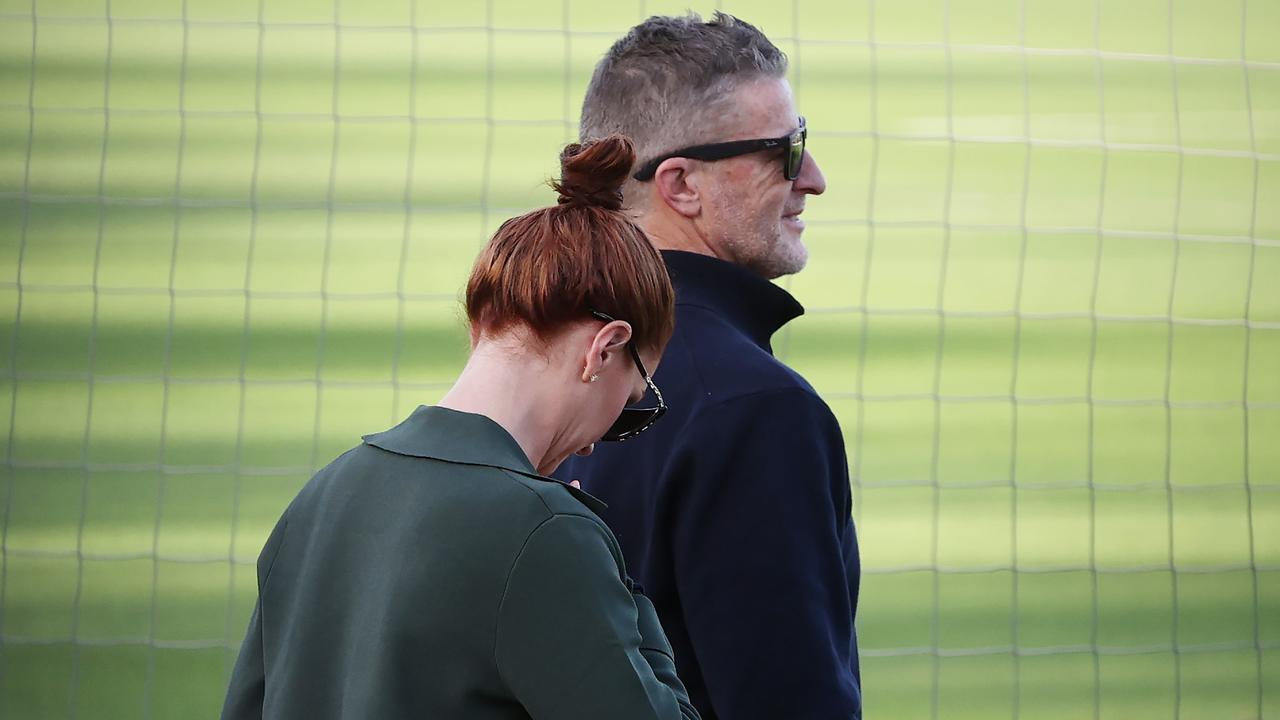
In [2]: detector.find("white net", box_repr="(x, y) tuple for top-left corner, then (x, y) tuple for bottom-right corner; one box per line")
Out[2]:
(0, 0), (1276, 717)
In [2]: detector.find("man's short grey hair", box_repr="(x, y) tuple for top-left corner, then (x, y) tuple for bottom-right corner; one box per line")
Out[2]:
(579, 12), (788, 195)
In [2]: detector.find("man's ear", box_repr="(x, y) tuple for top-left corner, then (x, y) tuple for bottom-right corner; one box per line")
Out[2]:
(581, 321), (633, 382)
(653, 158), (702, 219)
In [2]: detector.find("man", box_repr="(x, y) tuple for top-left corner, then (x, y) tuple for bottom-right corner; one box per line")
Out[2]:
(556, 13), (861, 720)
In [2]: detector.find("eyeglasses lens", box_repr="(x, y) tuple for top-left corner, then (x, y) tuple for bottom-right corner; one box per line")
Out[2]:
(601, 372), (666, 442)
(787, 126), (805, 181)
(602, 407), (661, 441)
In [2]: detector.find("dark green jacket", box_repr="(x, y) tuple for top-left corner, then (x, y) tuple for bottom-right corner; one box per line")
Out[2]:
(221, 405), (699, 720)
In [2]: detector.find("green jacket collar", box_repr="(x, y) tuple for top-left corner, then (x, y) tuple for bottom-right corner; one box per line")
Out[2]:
(363, 405), (608, 515)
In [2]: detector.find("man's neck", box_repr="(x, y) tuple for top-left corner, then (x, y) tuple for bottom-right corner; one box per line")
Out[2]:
(637, 211), (720, 260)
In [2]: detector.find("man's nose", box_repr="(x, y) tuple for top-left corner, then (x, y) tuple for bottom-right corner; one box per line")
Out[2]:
(795, 149), (826, 195)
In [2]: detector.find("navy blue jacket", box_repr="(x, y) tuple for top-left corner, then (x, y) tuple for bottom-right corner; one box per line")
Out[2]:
(557, 251), (862, 720)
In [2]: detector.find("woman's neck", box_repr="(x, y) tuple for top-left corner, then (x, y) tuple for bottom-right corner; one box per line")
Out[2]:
(437, 340), (579, 475)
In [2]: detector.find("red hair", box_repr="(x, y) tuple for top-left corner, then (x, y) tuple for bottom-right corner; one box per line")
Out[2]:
(465, 136), (675, 352)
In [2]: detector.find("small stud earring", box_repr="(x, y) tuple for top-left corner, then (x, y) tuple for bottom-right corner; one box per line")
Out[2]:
(589, 374), (599, 383)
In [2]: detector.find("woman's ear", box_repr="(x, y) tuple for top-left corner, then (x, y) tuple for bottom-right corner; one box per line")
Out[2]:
(580, 320), (632, 382)
(654, 158), (702, 219)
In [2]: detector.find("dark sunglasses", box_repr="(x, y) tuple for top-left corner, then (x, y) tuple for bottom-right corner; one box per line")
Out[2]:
(590, 310), (667, 442)
(632, 117), (807, 182)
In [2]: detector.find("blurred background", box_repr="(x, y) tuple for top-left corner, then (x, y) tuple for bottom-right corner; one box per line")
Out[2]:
(1, 0), (1277, 717)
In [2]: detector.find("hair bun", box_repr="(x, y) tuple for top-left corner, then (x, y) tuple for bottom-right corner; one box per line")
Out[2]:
(553, 135), (635, 211)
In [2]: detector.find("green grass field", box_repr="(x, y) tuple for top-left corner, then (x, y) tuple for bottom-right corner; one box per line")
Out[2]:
(2, 0), (1278, 717)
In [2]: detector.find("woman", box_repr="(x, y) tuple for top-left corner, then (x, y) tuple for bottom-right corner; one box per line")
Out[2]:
(221, 136), (698, 720)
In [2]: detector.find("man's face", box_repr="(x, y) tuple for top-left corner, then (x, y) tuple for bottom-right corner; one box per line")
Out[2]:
(700, 77), (826, 279)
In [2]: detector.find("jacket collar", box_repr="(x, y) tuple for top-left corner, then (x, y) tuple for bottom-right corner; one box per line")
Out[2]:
(363, 405), (608, 515)
(662, 250), (804, 353)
